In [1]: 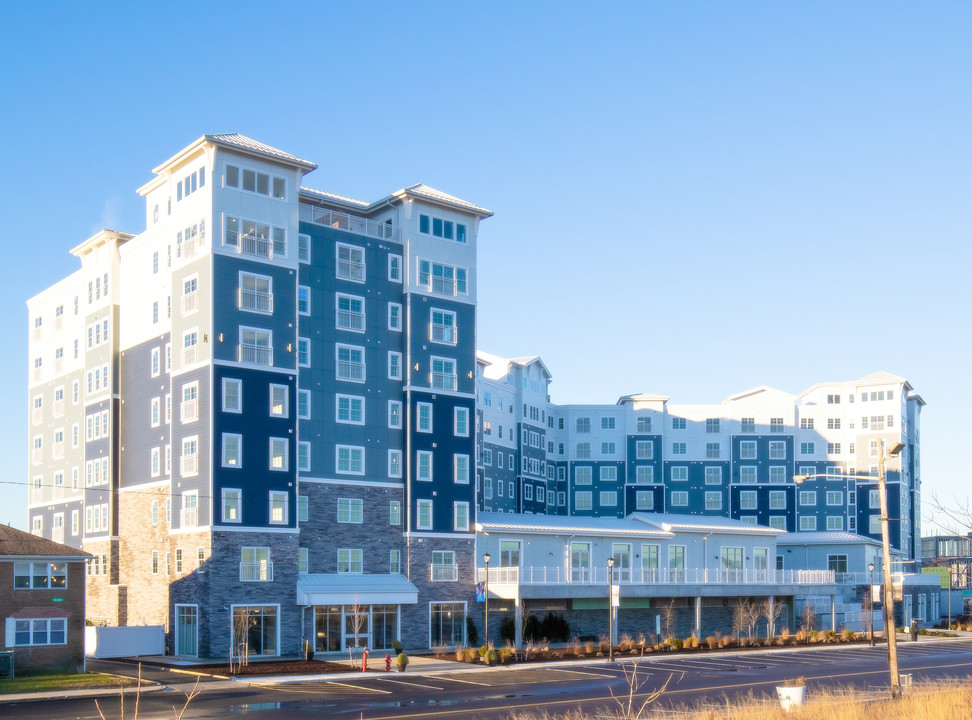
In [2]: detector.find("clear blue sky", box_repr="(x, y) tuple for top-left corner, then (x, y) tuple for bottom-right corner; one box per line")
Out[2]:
(1, 2), (968, 532)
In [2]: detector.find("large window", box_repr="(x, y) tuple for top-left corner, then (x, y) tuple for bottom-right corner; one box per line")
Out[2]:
(430, 310), (457, 344)
(239, 273), (272, 313)
(418, 260), (467, 296)
(419, 213), (467, 242)
(338, 498), (364, 523)
(338, 549), (363, 573)
(240, 327), (272, 366)
(14, 562), (67, 589)
(337, 446), (364, 475)
(337, 395), (364, 424)
(336, 345), (365, 382)
(336, 244), (365, 281)
(336, 294), (365, 332)
(429, 602), (466, 647)
(431, 357), (457, 390)
(13, 618), (66, 646)
(231, 605), (277, 657)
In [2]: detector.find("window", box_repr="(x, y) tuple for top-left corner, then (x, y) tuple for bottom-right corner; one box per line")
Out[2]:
(576, 442), (591, 458)
(739, 441), (757, 459)
(240, 273), (273, 313)
(419, 213), (467, 242)
(635, 491), (654, 510)
(336, 294), (365, 332)
(740, 491), (757, 510)
(417, 499), (433, 530)
(388, 254), (402, 281)
(222, 378), (242, 413)
(828, 417), (841, 430)
(826, 490), (843, 506)
(297, 337), (310, 367)
(151, 397), (161, 427)
(336, 446), (364, 475)
(417, 451), (433, 481)
(297, 286), (310, 315)
(454, 502), (470, 531)
(12, 618), (66, 647)
(336, 395), (364, 424)
(454, 454), (469, 484)
(769, 466), (786, 483)
(704, 492), (722, 510)
(181, 437), (198, 477)
(417, 403), (433, 432)
(454, 407), (469, 436)
(268, 437), (288, 471)
(827, 516), (844, 531)
(741, 417), (755, 433)
(602, 417), (616, 430)
(181, 382), (199, 423)
(671, 466), (688, 482)
(828, 442), (841, 455)
(338, 498), (364, 524)
(739, 466), (757, 483)
(240, 327), (272, 365)
(386, 302), (402, 331)
(800, 516), (817, 531)
(800, 418), (814, 430)
(298, 390), (310, 419)
(297, 441), (310, 471)
(388, 400), (402, 429)
(297, 495), (308, 522)
(705, 467), (722, 485)
(800, 442), (815, 455)
(636, 466), (654, 484)
(670, 491), (688, 507)
(827, 394), (841, 404)
(13, 562), (67, 589)
(336, 344), (365, 382)
(418, 259), (467, 295)
(336, 243), (365, 282)
(601, 442), (616, 455)
(706, 418), (720, 433)
(575, 467), (592, 485)
(769, 441), (786, 459)
(269, 491), (289, 524)
(388, 351), (402, 380)
(600, 491), (618, 506)
(337, 549), (363, 574)
(430, 357), (457, 390)
(151, 348), (161, 377)
(672, 442), (686, 455)
(600, 466), (617, 482)
(769, 491), (786, 509)
(222, 434), (241, 468)
(298, 234), (310, 263)
(222, 489), (242, 523)
(574, 491), (593, 510)
(430, 309), (456, 343)
(637, 416), (651, 432)
(770, 417), (784, 432)
(705, 443), (720, 458)
(576, 417), (591, 433)
(800, 490), (816, 506)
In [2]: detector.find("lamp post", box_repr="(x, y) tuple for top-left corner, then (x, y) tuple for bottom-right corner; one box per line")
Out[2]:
(793, 437), (905, 700)
(483, 552), (491, 648)
(868, 562), (875, 646)
(607, 556), (615, 662)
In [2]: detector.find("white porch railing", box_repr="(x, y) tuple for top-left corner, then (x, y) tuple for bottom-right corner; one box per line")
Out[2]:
(299, 204), (401, 242)
(431, 563), (458, 582)
(477, 566), (838, 586)
(240, 562), (273, 582)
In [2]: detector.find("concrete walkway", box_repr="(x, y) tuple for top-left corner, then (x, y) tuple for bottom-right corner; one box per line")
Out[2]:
(3, 630), (970, 704)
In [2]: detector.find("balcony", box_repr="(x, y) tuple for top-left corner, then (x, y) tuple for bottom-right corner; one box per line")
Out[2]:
(240, 233), (271, 259)
(180, 507), (198, 528)
(240, 343), (272, 366)
(52, 527), (64, 544)
(299, 203), (401, 242)
(183, 345), (197, 366)
(181, 399), (198, 423)
(240, 562), (273, 582)
(31, 448), (42, 465)
(240, 289), (273, 313)
(431, 563), (458, 582)
(431, 325), (456, 344)
(52, 442), (64, 460)
(53, 399), (64, 417)
(182, 292), (198, 315)
(337, 311), (365, 331)
(31, 407), (43, 425)
(178, 231), (204, 259)
(431, 372), (457, 391)
(477, 566), (838, 587)
(337, 361), (365, 382)
(180, 454), (198, 477)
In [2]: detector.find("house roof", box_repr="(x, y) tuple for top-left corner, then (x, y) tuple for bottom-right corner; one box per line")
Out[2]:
(630, 513), (784, 535)
(296, 573), (418, 606)
(776, 531), (882, 546)
(301, 182), (493, 219)
(616, 393), (670, 405)
(202, 133), (317, 170)
(476, 511), (673, 538)
(0, 525), (90, 560)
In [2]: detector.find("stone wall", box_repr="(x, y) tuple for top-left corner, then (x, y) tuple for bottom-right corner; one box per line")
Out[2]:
(402, 535), (476, 650)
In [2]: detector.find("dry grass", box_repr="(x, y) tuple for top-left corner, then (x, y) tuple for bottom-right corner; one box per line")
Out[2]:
(507, 682), (972, 720)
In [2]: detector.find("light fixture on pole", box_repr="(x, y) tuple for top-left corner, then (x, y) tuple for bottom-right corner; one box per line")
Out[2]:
(607, 556), (615, 662)
(793, 437), (905, 700)
(483, 552), (491, 647)
(868, 562), (875, 646)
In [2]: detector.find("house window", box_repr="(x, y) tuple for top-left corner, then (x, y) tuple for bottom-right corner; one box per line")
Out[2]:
(636, 416), (652, 432)
(800, 516), (817, 531)
(740, 491), (757, 510)
(672, 442), (686, 455)
(297, 442), (310, 471)
(336, 345), (365, 382)
(297, 286), (310, 315)
(417, 451), (433, 481)
(222, 378), (242, 413)
(670, 491), (688, 507)
(336, 395), (364, 424)
(418, 260), (467, 295)
(705, 467), (722, 485)
(270, 438), (288, 470)
(769, 491), (786, 509)
(800, 490), (816, 506)
(417, 403), (433, 432)
(454, 454), (469, 484)
(388, 351), (402, 380)
(671, 466), (688, 482)
(181, 382), (199, 423)
(636, 441), (653, 460)
(600, 491), (618, 506)
(800, 442), (815, 455)
(180, 437), (198, 477)
(705, 443), (720, 458)
(13, 618), (66, 647)
(338, 498), (364, 523)
(222, 434), (242, 468)
(298, 234), (310, 263)
(298, 390), (310, 419)
(706, 418), (720, 433)
(417, 499), (433, 530)
(240, 327), (272, 365)
(739, 441), (757, 459)
(336, 445), (365, 475)
(704, 492), (722, 510)
(13, 562), (67, 589)
(454, 407), (469, 436)
(600, 466), (618, 482)
(601, 417), (616, 430)
(454, 502), (470, 531)
(739, 466), (757, 483)
(269, 491), (289, 524)
(576, 442), (591, 458)
(388, 400), (402, 429)
(388, 254), (402, 281)
(741, 417), (755, 432)
(297, 337), (310, 367)
(388, 303), (402, 331)
(769, 466), (786, 483)
(240, 273), (273, 313)
(636, 466), (654, 484)
(430, 309), (456, 344)
(601, 442), (616, 455)
(574, 491), (593, 510)
(769, 441), (786, 459)
(576, 417), (591, 433)
(430, 357), (457, 390)
(575, 467), (592, 485)
(222, 489), (242, 522)
(336, 244), (365, 281)
(770, 418), (784, 432)
(336, 294), (365, 332)
(635, 491), (654, 510)
(297, 495), (308, 522)
(827, 516), (844, 530)
(672, 417), (686, 430)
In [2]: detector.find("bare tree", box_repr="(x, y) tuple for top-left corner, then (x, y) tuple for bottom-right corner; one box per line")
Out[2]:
(742, 600), (761, 641)
(761, 597), (784, 639)
(925, 492), (972, 536)
(95, 664), (201, 720)
(347, 595), (367, 668)
(802, 602), (817, 636)
(660, 599), (677, 641)
(230, 607), (251, 673)
(730, 599), (747, 643)
(609, 664), (678, 720)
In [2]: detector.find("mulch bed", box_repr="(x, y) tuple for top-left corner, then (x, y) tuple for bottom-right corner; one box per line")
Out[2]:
(188, 660), (383, 676)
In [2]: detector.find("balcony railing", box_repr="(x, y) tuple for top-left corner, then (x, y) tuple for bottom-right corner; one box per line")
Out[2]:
(183, 346), (197, 366)
(431, 563), (458, 582)
(240, 290), (273, 313)
(299, 203), (401, 242)
(31, 448), (42, 465)
(337, 362), (365, 381)
(180, 455), (198, 477)
(53, 400), (64, 417)
(182, 292), (198, 315)
(52, 528), (64, 544)
(337, 311), (365, 331)
(477, 566), (838, 586)
(31, 407), (43, 425)
(431, 372), (457, 391)
(240, 562), (273, 582)
(180, 508), (198, 528)
(241, 343), (272, 366)
(178, 231), (204, 259)
(52, 443), (64, 460)
(240, 233), (271, 259)
(181, 399), (198, 423)
(431, 325), (456, 344)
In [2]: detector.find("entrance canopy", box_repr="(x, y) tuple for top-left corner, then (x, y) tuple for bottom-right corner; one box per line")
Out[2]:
(296, 573), (419, 606)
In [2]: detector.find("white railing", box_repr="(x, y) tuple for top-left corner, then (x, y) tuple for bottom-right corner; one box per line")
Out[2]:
(179, 234), (203, 259)
(338, 259), (365, 282)
(32, 448), (42, 465)
(431, 325), (456, 344)
(180, 508), (198, 528)
(180, 455), (198, 477)
(182, 292), (198, 315)
(431, 563), (458, 582)
(52, 527), (64, 544)
(431, 373), (457, 391)
(241, 343), (272, 366)
(477, 566), (838, 586)
(299, 203), (401, 242)
(240, 290), (273, 313)
(337, 311), (365, 331)
(52, 443), (64, 460)
(183, 346), (197, 366)
(181, 399), (198, 423)
(240, 233), (271, 259)
(32, 407), (43, 425)
(432, 277), (456, 295)
(53, 400), (64, 417)
(54, 359), (63, 374)
(337, 361), (364, 381)
(33, 367), (42, 382)
(240, 562), (273, 582)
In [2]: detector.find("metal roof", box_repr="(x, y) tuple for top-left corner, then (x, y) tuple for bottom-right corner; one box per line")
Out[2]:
(631, 513), (784, 535)
(204, 133), (317, 170)
(476, 511), (672, 537)
(777, 531), (882, 546)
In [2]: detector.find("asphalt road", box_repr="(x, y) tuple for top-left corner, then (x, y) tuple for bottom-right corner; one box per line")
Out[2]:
(13, 639), (972, 719)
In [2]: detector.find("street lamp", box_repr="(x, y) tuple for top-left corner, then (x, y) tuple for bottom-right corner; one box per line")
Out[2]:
(793, 437), (905, 699)
(607, 556), (615, 662)
(483, 553), (491, 647)
(868, 562), (875, 646)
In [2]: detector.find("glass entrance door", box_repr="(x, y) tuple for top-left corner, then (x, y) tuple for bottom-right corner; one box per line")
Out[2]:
(175, 605), (198, 657)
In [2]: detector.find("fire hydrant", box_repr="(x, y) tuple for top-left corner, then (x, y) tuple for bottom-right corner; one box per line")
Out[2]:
(385, 653), (392, 671)
(362, 647), (369, 672)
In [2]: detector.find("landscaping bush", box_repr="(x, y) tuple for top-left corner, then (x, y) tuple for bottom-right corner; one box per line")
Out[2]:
(500, 617), (516, 645)
(498, 646), (514, 664)
(843, 630), (856, 642)
(466, 616), (479, 647)
(667, 637), (683, 649)
(706, 636), (717, 650)
(539, 612), (570, 642)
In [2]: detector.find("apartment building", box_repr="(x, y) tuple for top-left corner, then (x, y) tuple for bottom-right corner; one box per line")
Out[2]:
(476, 353), (924, 559)
(26, 134), (489, 657)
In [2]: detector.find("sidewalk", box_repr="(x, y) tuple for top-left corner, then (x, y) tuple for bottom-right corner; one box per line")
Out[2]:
(3, 631), (970, 703)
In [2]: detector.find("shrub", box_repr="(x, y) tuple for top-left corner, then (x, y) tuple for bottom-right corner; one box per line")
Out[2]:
(499, 617), (516, 645)
(396, 652), (409, 669)
(485, 649), (498, 664)
(598, 634), (610, 653)
(539, 612), (570, 642)
(584, 640), (595, 655)
(393, 640), (403, 654)
(843, 630), (856, 642)
(466, 616), (479, 647)
(454, 643), (466, 662)
(826, 630), (837, 639)
(498, 647), (514, 664)
(523, 614), (541, 642)
(619, 632), (634, 651)
(667, 637), (683, 649)
(706, 636), (717, 650)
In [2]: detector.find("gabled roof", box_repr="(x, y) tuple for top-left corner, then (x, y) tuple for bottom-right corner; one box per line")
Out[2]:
(202, 133), (317, 170)
(393, 183), (493, 217)
(630, 513), (784, 535)
(776, 531), (882, 546)
(476, 351), (552, 382)
(799, 370), (913, 399)
(0, 525), (90, 560)
(723, 386), (796, 404)
(299, 186), (371, 208)
(476, 511), (673, 538)
(617, 393), (670, 405)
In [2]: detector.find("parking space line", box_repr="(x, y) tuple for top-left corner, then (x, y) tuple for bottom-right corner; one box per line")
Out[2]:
(545, 667), (621, 678)
(322, 680), (392, 694)
(429, 674), (489, 685)
(376, 677), (444, 690)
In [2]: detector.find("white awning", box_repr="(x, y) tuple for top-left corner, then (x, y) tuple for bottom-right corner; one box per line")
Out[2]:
(296, 573), (419, 606)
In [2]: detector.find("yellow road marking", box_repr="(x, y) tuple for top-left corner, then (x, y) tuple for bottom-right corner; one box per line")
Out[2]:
(429, 674), (489, 685)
